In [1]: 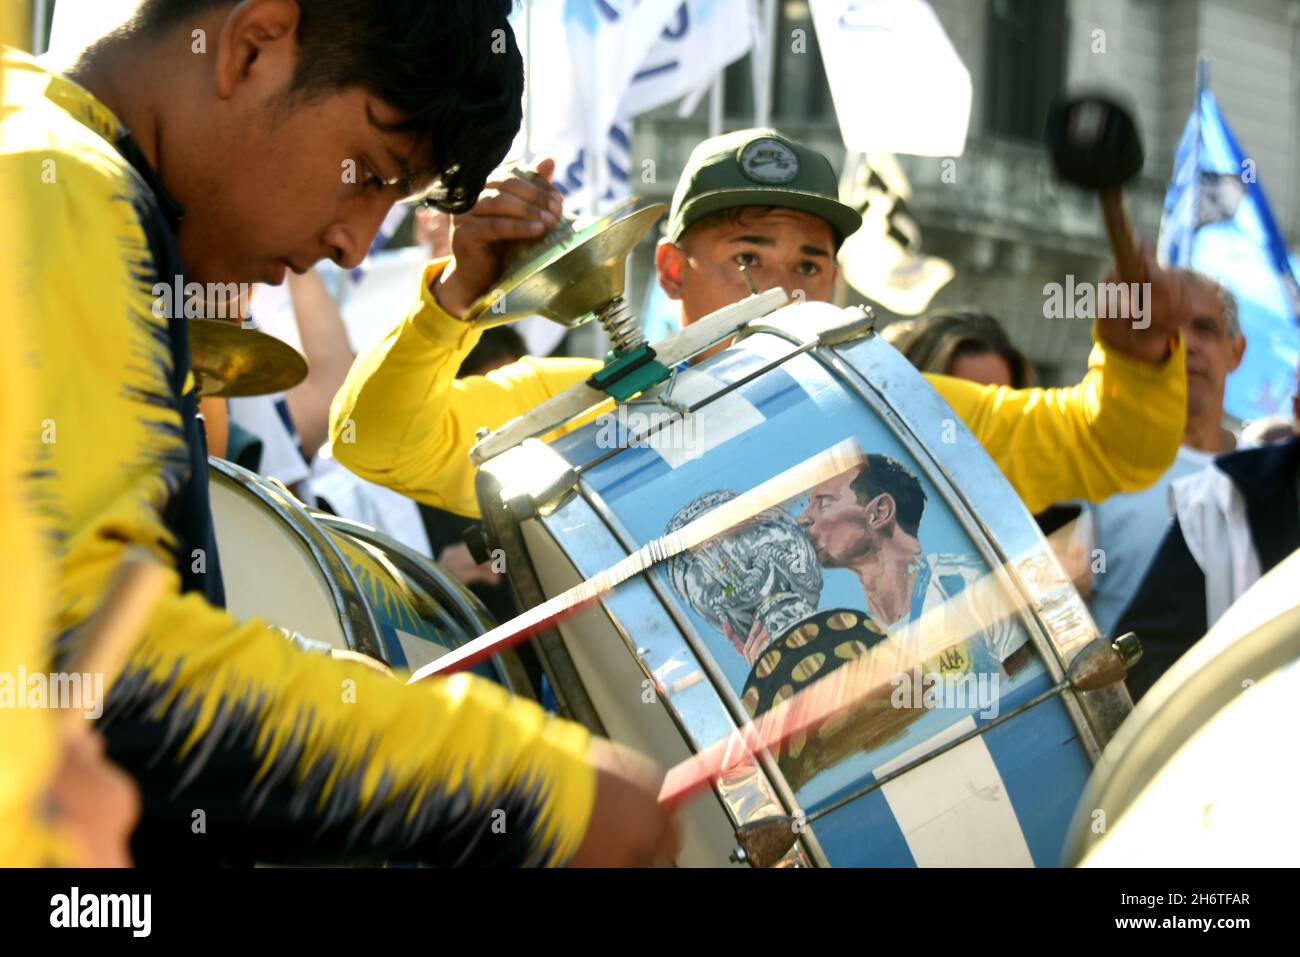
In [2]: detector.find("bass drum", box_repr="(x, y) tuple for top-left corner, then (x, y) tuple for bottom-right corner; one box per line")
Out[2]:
(473, 300), (1132, 868)
(208, 457), (526, 690)
(1068, 549), (1300, 866)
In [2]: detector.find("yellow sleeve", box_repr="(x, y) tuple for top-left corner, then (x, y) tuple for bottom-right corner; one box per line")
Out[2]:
(0, 127), (61, 867)
(121, 577), (597, 866)
(924, 328), (1187, 514)
(329, 260), (602, 518)
(12, 92), (595, 866)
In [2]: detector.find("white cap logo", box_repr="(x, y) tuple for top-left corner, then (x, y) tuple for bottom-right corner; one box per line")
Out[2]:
(739, 138), (800, 185)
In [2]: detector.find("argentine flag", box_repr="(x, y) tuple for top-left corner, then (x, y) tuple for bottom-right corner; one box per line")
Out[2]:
(1158, 61), (1300, 422)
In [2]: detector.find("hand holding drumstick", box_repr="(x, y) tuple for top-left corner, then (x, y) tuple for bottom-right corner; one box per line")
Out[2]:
(45, 551), (169, 868)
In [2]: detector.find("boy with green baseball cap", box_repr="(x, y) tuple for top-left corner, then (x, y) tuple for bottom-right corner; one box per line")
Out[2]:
(664, 128), (862, 246)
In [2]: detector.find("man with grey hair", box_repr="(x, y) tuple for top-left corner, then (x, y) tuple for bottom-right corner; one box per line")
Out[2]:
(1115, 359), (1299, 700)
(1080, 270), (1246, 638)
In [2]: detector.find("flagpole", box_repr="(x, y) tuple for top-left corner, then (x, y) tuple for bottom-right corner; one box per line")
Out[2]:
(752, 0), (776, 127)
(708, 73), (724, 138)
(32, 0), (49, 54)
(1191, 54), (1208, 268)
(523, 0), (534, 162)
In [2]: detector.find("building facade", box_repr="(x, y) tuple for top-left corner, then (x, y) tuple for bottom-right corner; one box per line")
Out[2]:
(630, 0), (1300, 385)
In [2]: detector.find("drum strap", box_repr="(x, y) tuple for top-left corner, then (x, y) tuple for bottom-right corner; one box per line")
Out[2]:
(111, 126), (226, 608)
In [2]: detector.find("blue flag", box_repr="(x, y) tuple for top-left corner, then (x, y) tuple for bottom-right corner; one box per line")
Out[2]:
(1158, 61), (1300, 422)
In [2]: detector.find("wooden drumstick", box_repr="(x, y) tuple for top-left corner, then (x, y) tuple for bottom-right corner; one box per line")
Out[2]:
(407, 439), (866, 684)
(61, 549), (169, 732)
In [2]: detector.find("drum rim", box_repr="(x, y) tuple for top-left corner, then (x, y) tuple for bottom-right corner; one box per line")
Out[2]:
(312, 513), (533, 696)
(312, 513), (494, 633)
(208, 456), (389, 663)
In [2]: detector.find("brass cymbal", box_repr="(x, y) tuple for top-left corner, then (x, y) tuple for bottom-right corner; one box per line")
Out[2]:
(463, 202), (666, 330)
(188, 319), (308, 398)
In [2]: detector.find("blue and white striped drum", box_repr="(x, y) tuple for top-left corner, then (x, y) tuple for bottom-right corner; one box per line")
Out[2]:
(473, 299), (1132, 868)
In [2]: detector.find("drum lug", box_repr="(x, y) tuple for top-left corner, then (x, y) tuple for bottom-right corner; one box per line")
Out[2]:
(463, 523), (492, 565)
(731, 816), (801, 869)
(482, 438), (580, 519)
(817, 306), (876, 347)
(1067, 634), (1140, 691)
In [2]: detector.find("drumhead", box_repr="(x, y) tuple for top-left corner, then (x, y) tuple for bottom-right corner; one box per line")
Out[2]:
(208, 457), (383, 658)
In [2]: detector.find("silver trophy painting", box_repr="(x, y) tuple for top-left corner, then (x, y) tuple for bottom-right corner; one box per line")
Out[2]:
(665, 490), (823, 655)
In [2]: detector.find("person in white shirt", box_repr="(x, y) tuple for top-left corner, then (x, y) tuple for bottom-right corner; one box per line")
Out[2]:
(1080, 272), (1245, 637)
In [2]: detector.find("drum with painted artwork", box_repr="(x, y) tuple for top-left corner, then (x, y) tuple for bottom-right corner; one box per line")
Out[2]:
(472, 299), (1132, 868)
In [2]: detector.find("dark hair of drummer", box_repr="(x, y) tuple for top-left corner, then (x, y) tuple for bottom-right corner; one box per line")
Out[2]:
(66, 0), (522, 288)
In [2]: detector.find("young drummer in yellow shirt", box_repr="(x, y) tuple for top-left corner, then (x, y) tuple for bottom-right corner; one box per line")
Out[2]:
(4, 1), (674, 867)
(331, 128), (1193, 522)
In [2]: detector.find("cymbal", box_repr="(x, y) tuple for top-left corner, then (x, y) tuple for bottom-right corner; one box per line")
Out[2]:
(463, 202), (666, 329)
(188, 319), (308, 398)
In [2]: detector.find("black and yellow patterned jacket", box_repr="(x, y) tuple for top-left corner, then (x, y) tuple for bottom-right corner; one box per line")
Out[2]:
(1, 47), (594, 867)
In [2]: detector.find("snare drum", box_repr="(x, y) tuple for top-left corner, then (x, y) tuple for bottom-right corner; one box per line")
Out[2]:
(208, 458), (523, 689)
(473, 300), (1130, 867)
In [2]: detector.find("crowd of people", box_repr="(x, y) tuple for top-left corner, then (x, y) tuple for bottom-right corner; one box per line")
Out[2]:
(2, 0), (1297, 870)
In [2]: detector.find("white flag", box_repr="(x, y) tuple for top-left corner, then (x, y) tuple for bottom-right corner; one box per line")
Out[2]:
(620, 0), (754, 120)
(42, 0), (141, 65)
(809, 0), (971, 157)
(838, 152), (954, 315)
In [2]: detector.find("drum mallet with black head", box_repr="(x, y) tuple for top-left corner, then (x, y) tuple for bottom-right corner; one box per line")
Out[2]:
(1045, 93), (1147, 284)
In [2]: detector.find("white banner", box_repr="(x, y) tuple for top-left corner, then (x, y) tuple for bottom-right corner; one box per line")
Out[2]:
(622, 0), (754, 120)
(809, 0), (971, 157)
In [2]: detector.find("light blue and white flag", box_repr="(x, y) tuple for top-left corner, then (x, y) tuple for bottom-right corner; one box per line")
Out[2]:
(1158, 62), (1300, 422)
(512, 1), (753, 214)
(621, 0), (754, 120)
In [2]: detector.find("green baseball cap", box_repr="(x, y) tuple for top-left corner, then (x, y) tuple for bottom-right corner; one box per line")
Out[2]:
(665, 128), (862, 247)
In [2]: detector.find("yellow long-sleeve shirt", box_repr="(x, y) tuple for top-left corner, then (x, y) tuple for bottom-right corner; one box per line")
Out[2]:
(3, 48), (594, 866)
(0, 31), (66, 865)
(330, 260), (1187, 519)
